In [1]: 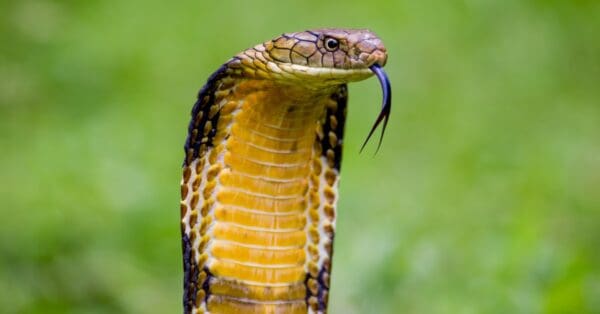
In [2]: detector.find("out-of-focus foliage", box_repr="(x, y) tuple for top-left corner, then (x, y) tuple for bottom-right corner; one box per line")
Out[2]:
(1, 0), (599, 313)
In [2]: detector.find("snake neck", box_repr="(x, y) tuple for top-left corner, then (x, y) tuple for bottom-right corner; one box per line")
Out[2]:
(182, 77), (341, 313)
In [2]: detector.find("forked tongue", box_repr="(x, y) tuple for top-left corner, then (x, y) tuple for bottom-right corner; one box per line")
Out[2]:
(360, 64), (391, 154)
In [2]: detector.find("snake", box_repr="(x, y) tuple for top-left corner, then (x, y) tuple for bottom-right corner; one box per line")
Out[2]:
(180, 28), (390, 314)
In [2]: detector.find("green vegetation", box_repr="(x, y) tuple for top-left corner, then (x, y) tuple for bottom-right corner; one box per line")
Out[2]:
(1, 0), (599, 313)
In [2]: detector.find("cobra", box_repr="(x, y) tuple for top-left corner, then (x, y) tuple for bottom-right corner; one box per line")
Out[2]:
(180, 28), (391, 313)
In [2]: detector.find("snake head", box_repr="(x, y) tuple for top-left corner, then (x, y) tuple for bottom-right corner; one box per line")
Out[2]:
(230, 28), (388, 85)
(267, 29), (387, 70)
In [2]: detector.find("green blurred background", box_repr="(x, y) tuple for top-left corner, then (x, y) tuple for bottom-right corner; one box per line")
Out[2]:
(2, 0), (599, 313)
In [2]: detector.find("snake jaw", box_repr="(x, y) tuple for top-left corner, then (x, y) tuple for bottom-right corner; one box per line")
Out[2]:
(360, 64), (391, 154)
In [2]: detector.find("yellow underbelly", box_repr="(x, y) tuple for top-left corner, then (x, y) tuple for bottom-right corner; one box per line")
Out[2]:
(181, 79), (337, 313)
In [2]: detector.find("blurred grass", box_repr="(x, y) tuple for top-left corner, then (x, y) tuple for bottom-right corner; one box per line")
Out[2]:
(1, 0), (600, 313)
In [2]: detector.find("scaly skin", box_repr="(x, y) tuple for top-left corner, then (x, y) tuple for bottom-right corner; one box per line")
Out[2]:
(180, 29), (388, 314)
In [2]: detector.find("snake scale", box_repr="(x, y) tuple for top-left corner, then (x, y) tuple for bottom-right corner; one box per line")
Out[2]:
(180, 28), (390, 314)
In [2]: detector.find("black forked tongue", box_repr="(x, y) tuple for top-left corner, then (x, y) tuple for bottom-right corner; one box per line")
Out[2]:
(360, 64), (391, 154)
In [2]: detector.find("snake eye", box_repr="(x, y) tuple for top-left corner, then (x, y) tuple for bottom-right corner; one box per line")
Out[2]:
(324, 37), (339, 51)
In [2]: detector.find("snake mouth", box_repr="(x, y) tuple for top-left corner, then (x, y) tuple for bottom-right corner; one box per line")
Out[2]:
(360, 64), (391, 153)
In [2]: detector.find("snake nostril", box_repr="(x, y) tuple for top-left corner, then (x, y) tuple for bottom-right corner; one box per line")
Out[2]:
(358, 52), (370, 62)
